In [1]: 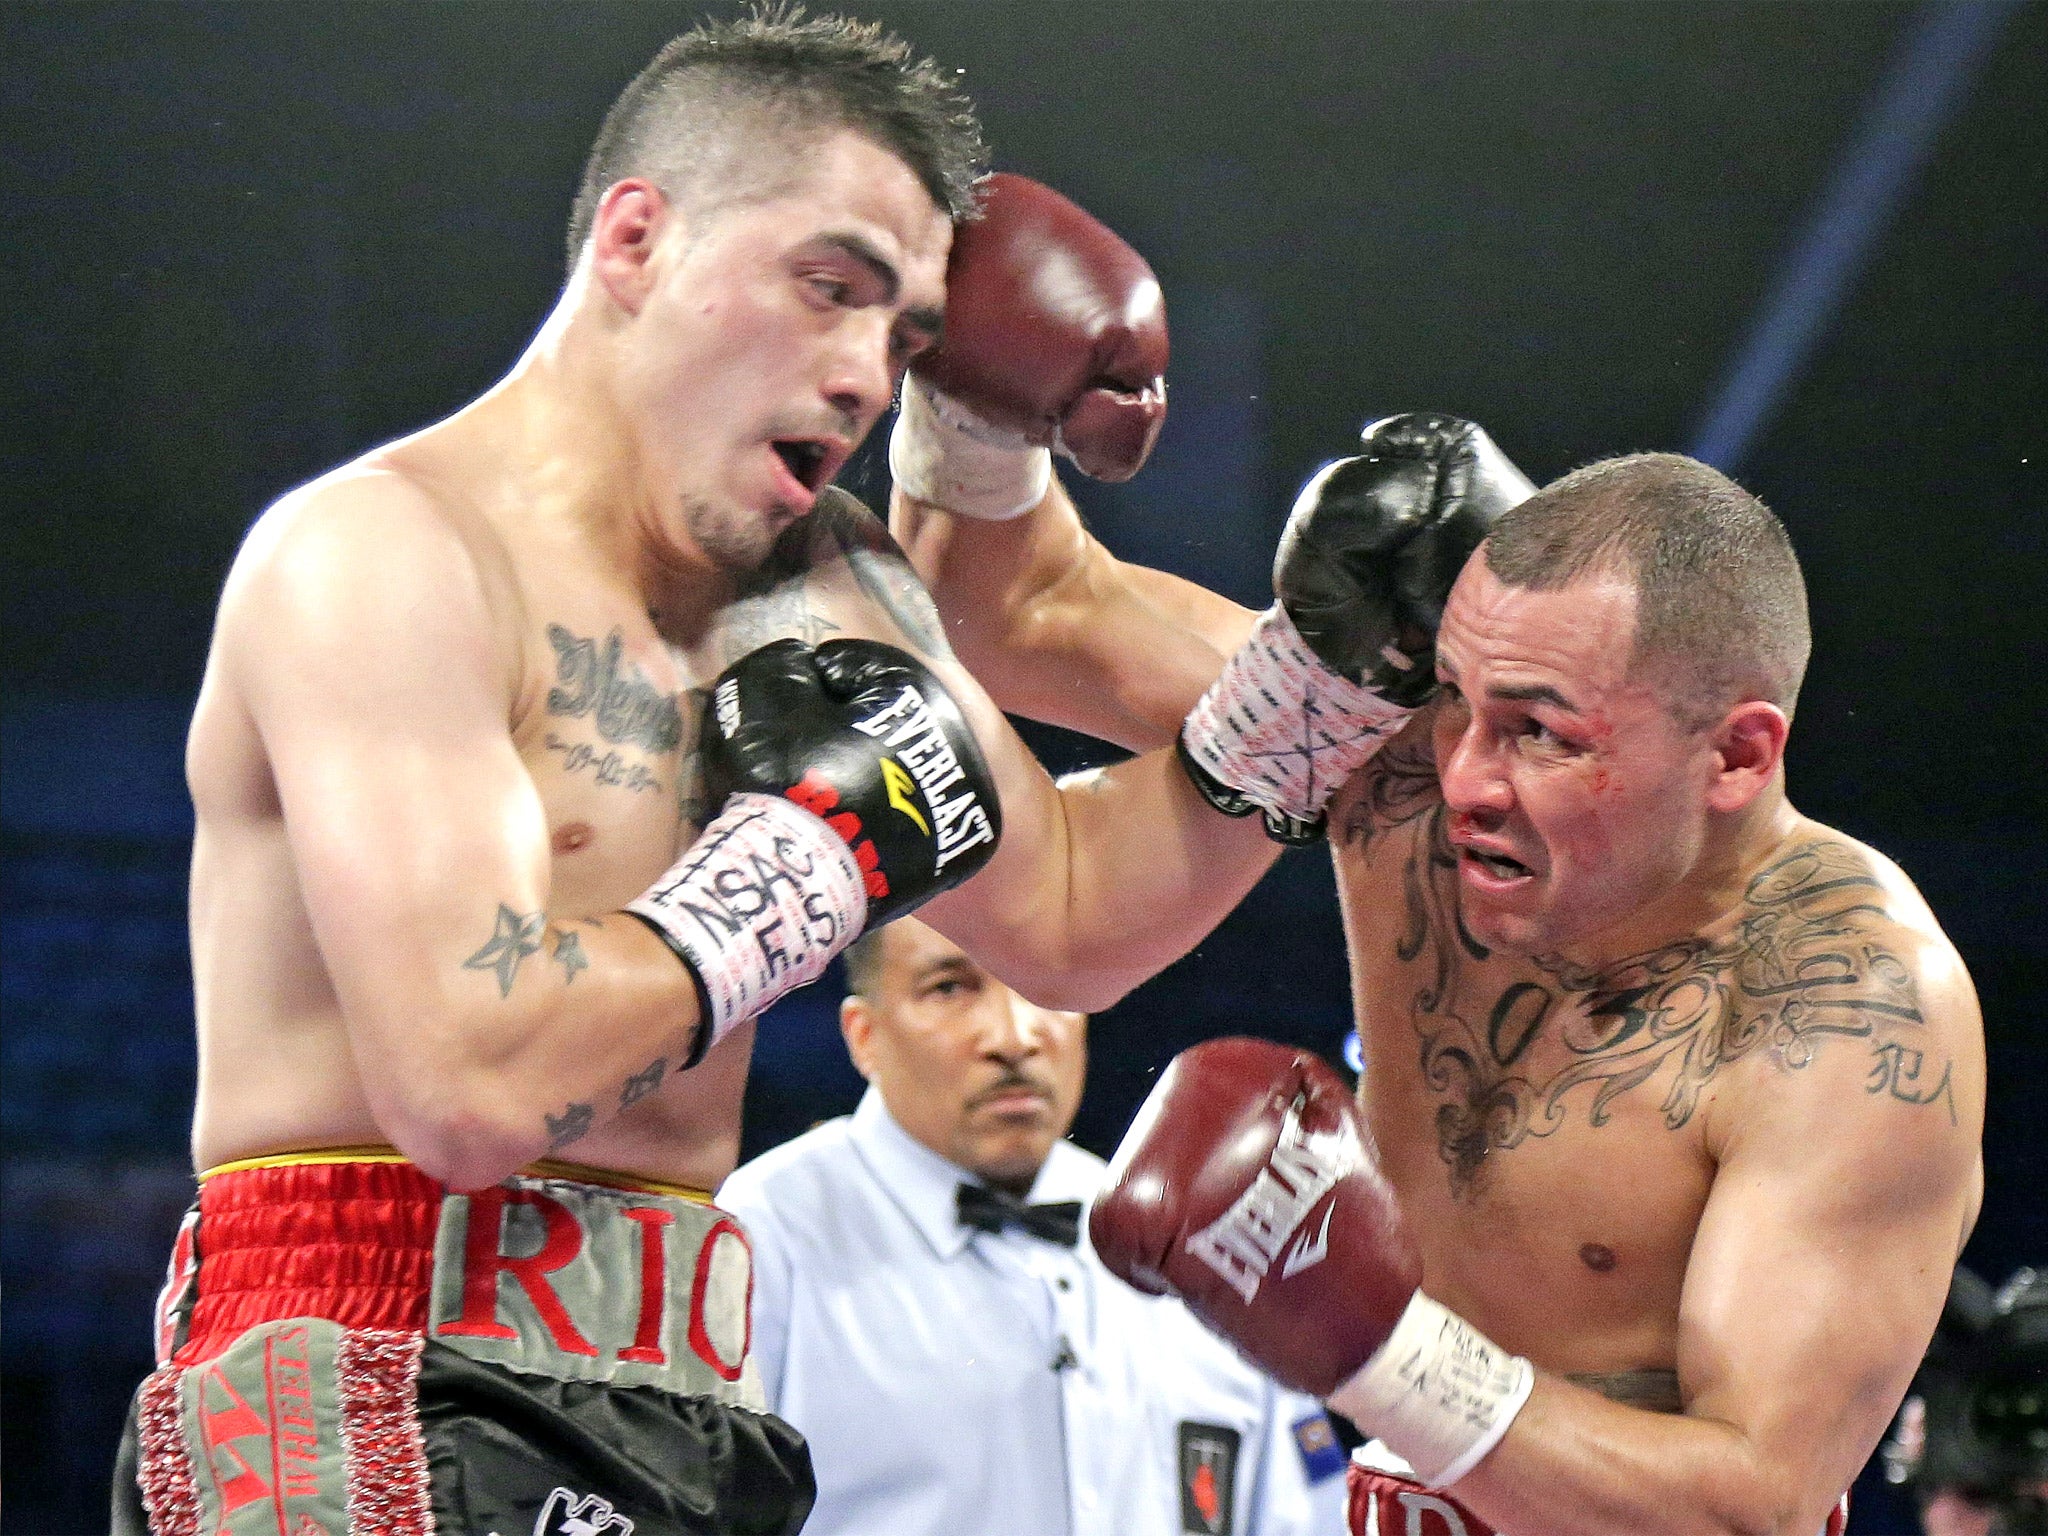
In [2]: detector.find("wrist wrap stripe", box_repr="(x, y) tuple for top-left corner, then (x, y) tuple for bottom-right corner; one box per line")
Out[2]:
(889, 374), (1052, 521)
(1180, 604), (1414, 834)
(626, 793), (866, 1065)
(1326, 1291), (1535, 1490)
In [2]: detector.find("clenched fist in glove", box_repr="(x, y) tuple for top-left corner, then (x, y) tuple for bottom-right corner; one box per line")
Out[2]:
(890, 172), (1168, 519)
(627, 638), (1000, 1065)
(1091, 1038), (1534, 1488)
(1178, 413), (1535, 841)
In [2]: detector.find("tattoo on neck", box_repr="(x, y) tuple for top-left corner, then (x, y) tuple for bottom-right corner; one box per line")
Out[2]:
(1400, 831), (1946, 1192)
(1336, 729), (1441, 856)
(464, 905), (547, 997)
(545, 625), (682, 754)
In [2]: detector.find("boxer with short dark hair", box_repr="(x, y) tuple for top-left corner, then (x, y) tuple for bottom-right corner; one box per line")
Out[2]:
(904, 426), (1985, 1536)
(114, 14), (1288, 1535)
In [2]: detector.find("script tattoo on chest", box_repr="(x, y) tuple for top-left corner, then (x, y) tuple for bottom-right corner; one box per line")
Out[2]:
(545, 625), (683, 754)
(1396, 826), (1950, 1193)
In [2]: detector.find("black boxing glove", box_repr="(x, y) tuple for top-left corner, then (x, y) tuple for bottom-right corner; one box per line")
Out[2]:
(1091, 1038), (1533, 1489)
(890, 172), (1168, 518)
(627, 639), (1001, 1064)
(1178, 414), (1535, 842)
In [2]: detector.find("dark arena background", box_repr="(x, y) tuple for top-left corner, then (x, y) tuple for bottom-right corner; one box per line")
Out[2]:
(3, 3), (2043, 1531)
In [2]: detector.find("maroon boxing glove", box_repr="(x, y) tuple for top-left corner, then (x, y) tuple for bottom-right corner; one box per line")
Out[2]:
(890, 173), (1168, 517)
(1091, 1038), (1535, 1488)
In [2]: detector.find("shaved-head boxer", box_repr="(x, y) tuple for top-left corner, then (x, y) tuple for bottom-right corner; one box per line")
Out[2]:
(112, 15), (1293, 1536)
(898, 416), (1984, 1536)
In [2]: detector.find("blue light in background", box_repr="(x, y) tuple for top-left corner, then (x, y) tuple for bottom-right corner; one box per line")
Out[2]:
(1690, 1), (2020, 474)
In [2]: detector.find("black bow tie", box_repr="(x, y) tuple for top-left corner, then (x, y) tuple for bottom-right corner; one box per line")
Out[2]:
(956, 1182), (1083, 1247)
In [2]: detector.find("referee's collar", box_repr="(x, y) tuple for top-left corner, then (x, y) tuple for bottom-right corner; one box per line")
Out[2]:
(847, 1088), (1101, 1261)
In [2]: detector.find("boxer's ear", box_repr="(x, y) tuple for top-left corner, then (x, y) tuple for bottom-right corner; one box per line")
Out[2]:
(589, 179), (669, 314)
(1704, 699), (1788, 813)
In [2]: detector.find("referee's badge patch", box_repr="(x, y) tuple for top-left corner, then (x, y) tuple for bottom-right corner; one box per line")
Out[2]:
(1177, 1421), (1241, 1535)
(1292, 1410), (1348, 1483)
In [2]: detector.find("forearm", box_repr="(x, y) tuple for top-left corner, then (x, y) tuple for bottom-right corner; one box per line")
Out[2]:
(923, 744), (1280, 1011)
(894, 486), (1254, 751)
(346, 909), (705, 1189)
(1451, 1376), (1799, 1536)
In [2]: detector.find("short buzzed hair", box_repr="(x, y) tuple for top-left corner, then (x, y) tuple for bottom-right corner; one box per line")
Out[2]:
(1480, 453), (1811, 727)
(566, 5), (986, 273)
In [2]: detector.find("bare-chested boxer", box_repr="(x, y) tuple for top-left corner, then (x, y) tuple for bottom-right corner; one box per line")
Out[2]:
(112, 16), (1285, 1536)
(893, 401), (1985, 1536)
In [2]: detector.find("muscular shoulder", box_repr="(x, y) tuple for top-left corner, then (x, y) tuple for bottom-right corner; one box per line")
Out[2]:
(217, 460), (524, 694)
(710, 486), (955, 666)
(1705, 824), (1983, 1164)
(226, 461), (517, 636)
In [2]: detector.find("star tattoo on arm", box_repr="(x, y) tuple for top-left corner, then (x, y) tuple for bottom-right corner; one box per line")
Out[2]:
(464, 905), (547, 998)
(552, 928), (590, 985)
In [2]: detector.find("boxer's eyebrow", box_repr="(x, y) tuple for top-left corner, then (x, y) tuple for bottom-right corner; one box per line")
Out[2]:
(815, 232), (946, 342)
(1492, 682), (1578, 713)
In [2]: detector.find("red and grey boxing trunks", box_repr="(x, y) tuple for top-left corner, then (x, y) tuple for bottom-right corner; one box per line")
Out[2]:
(1346, 1443), (1850, 1536)
(112, 1150), (813, 1536)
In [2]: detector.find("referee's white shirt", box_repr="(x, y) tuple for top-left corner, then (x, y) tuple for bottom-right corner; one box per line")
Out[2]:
(719, 1088), (1350, 1536)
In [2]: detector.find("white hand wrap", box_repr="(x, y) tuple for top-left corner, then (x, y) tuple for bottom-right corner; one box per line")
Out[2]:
(1182, 603), (1414, 823)
(626, 793), (867, 1065)
(888, 373), (1052, 521)
(1327, 1291), (1535, 1490)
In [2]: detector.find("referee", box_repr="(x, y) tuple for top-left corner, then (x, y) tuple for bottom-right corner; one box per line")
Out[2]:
(720, 917), (1349, 1536)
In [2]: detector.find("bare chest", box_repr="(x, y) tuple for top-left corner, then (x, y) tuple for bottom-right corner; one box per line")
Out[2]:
(1334, 821), (1718, 1362)
(512, 606), (711, 914)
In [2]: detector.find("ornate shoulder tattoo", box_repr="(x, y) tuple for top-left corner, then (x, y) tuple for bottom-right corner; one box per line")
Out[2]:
(1403, 834), (1951, 1193)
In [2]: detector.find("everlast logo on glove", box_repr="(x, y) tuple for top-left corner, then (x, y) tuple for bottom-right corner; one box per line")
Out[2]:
(850, 682), (997, 873)
(1185, 1098), (1366, 1303)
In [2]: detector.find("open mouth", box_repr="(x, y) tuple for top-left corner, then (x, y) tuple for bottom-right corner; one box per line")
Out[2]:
(771, 439), (833, 494)
(1462, 847), (1533, 881)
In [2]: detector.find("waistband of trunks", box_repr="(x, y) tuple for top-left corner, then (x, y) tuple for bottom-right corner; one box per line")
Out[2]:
(174, 1151), (727, 1370)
